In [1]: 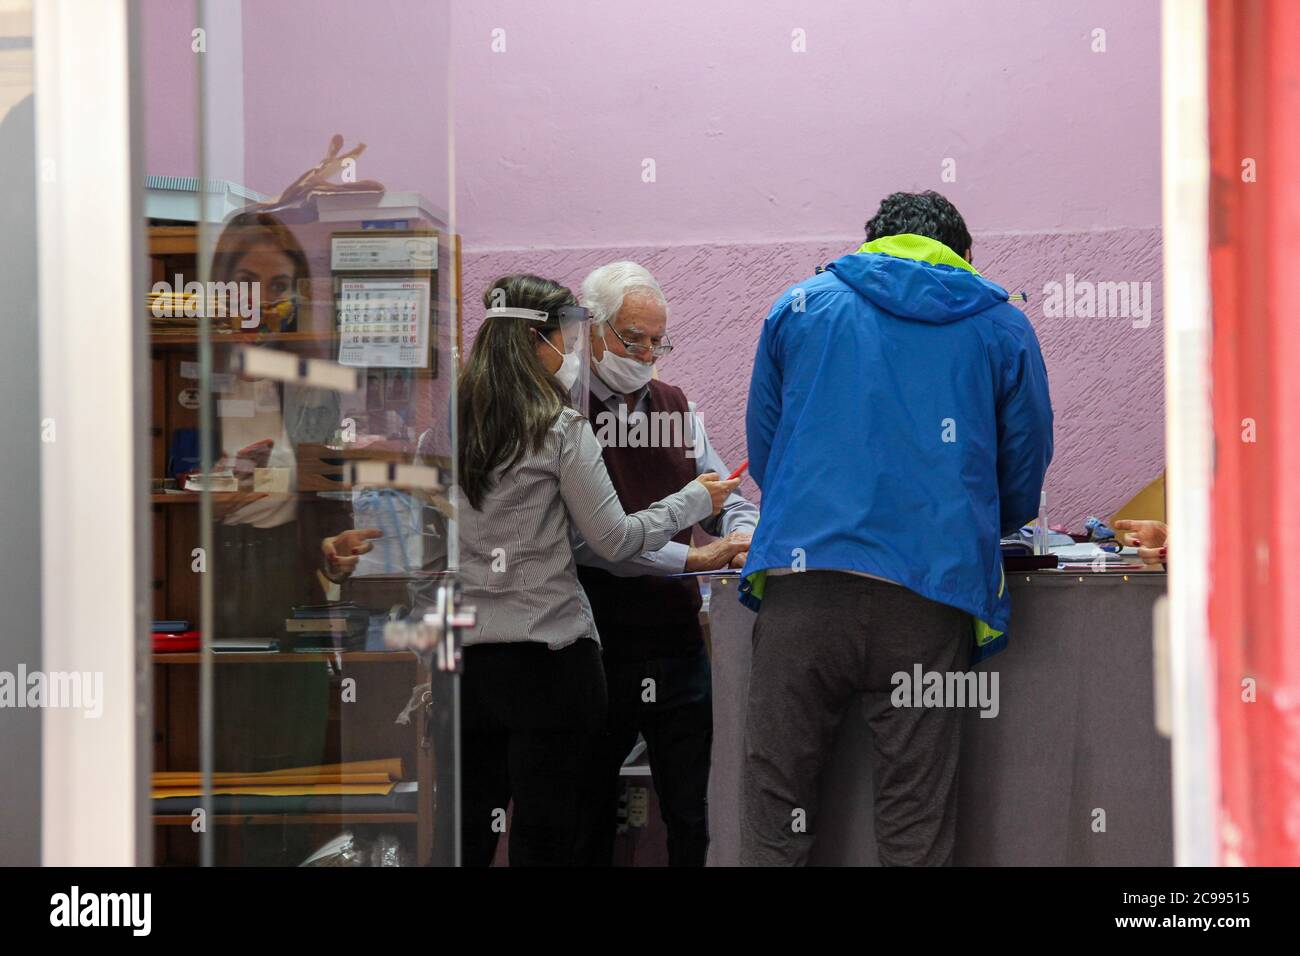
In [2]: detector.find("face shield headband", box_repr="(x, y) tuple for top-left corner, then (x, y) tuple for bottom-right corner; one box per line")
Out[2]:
(483, 305), (592, 414)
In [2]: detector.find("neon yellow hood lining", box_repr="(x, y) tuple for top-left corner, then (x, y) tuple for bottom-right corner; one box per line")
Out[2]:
(855, 233), (980, 275)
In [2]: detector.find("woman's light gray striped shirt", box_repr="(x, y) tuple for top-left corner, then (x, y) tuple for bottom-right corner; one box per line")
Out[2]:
(457, 407), (712, 649)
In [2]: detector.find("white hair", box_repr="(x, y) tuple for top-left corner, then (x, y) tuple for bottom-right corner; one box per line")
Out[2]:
(580, 261), (668, 328)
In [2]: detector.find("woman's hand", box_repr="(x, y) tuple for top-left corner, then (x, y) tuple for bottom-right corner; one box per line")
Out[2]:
(1113, 519), (1168, 567)
(218, 439), (275, 484)
(322, 528), (384, 581)
(695, 472), (742, 516)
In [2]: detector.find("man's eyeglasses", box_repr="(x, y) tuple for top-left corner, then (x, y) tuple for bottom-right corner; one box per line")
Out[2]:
(606, 323), (674, 358)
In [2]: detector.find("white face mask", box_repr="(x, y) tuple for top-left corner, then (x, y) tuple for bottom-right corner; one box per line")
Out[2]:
(538, 332), (581, 391)
(593, 326), (655, 392)
(554, 351), (581, 391)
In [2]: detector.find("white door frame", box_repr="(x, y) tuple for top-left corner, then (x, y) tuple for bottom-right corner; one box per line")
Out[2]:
(35, 0), (151, 866)
(1160, 0), (1219, 867)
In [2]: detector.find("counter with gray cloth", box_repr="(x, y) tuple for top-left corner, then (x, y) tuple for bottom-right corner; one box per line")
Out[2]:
(705, 570), (1171, 866)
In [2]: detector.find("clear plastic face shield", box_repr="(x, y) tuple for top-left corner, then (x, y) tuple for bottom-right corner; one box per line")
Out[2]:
(483, 304), (592, 416)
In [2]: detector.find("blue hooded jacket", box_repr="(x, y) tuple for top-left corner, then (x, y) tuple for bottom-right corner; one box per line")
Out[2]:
(740, 234), (1053, 657)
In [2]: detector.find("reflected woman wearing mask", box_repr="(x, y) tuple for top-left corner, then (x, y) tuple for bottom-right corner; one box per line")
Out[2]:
(456, 274), (738, 866)
(203, 213), (372, 812)
(207, 212), (372, 638)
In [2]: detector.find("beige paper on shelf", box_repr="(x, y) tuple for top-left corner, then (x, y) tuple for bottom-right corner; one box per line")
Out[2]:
(152, 783), (396, 799)
(152, 757), (405, 798)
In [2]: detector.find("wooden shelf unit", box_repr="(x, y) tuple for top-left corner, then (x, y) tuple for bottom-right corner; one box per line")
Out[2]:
(146, 218), (460, 867)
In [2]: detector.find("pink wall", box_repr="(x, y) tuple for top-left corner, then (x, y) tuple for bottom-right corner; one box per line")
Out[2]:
(139, 0), (195, 180)
(142, 0), (1166, 529)
(453, 0), (1161, 247)
(140, 0), (451, 208)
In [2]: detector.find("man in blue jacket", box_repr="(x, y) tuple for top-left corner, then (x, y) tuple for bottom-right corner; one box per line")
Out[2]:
(739, 190), (1053, 865)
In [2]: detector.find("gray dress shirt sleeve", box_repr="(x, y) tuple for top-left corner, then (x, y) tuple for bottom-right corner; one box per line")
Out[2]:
(573, 401), (759, 577)
(557, 413), (712, 562)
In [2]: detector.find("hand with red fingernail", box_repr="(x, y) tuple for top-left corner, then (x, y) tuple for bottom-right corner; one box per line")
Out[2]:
(1113, 519), (1169, 569)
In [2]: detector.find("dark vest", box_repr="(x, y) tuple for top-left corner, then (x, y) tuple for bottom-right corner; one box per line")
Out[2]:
(577, 380), (703, 659)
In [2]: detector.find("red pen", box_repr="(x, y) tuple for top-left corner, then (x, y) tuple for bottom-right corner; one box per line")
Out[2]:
(726, 459), (749, 481)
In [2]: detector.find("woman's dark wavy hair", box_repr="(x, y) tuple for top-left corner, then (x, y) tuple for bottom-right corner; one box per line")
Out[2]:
(458, 274), (576, 511)
(864, 190), (972, 258)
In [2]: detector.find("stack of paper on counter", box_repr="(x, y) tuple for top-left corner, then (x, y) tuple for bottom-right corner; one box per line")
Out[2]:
(1051, 542), (1144, 568)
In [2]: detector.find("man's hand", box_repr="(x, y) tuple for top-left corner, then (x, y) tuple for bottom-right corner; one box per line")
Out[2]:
(685, 531), (751, 572)
(322, 528), (384, 581)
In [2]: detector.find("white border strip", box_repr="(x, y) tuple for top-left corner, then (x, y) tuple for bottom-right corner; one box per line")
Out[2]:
(1161, 0), (1219, 867)
(36, 0), (140, 866)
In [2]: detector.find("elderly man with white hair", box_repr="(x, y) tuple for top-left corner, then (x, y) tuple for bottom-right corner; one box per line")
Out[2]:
(573, 260), (757, 866)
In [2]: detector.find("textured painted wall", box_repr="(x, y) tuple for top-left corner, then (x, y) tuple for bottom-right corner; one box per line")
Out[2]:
(463, 227), (1164, 530)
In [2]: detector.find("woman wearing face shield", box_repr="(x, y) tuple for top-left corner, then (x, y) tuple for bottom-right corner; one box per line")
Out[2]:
(456, 274), (739, 866)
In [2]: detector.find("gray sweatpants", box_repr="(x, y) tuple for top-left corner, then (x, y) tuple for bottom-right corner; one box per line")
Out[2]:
(740, 571), (971, 866)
